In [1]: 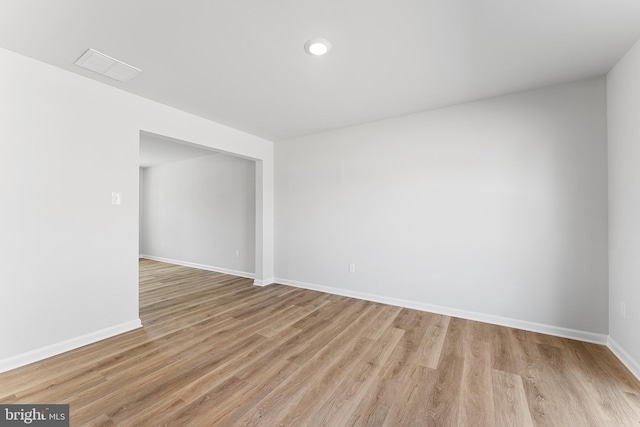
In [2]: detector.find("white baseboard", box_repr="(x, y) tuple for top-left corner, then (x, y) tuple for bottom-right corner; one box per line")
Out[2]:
(0, 319), (142, 374)
(140, 254), (255, 280)
(275, 277), (609, 346)
(608, 337), (640, 381)
(253, 277), (275, 287)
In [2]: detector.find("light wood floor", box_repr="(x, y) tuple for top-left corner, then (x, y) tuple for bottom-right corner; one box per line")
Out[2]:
(1, 260), (640, 426)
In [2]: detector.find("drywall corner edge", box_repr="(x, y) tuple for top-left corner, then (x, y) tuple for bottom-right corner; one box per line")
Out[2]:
(0, 319), (142, 374)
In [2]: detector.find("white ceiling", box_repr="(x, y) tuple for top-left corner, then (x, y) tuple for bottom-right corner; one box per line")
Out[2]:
(139, 132), (217, 168)
(1, 1), (640, 141)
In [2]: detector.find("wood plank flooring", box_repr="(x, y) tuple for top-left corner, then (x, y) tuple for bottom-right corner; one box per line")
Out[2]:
(1, 259), (640, 426)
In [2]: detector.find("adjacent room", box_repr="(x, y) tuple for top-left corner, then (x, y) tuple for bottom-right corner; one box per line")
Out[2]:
(138, 132), (257, 280)
(1, 1), (640, 425)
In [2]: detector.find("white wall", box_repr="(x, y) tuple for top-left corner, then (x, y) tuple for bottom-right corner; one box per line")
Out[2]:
(140, 154), (256, 276)
(139, 167), (144, 251)
(0, 46), (274, 372)
(276, 77), (608, 337)
(607, 38), (640, 377)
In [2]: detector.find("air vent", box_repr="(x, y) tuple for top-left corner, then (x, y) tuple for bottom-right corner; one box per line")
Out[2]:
(74, 49), (141, 82)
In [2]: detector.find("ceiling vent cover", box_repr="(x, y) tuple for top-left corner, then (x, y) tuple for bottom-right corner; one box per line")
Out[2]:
(74, 48), (141, 82)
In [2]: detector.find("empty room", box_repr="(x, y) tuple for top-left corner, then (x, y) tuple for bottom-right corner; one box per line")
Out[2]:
(1, 1), (640, 426)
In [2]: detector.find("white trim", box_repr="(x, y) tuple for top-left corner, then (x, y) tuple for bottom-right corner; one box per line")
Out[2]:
(0, 319), (142, 374)
(608, 337), (640, 381)
(253, 277), (275, 287)
(275, 277), (608, 345)
(140, 254), (255, 279)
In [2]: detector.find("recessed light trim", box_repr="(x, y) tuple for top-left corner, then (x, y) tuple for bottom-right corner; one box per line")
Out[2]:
(74, 48), (142, 82)
(304, 38), (332, 56)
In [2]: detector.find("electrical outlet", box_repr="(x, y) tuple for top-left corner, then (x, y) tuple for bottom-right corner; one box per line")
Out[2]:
(621, 301), (626, 319)
(235, 249), (240, 258)
(111, 192), (121, 205)
(349, 263), (356, 273)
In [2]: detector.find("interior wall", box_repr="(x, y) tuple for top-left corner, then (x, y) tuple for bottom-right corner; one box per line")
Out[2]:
(607, 37), (640, 377)
(140, 154), (256, 276)
(0, 46), (273, 371)
(139, 167), (144, 253)
(276, 77), (608, 336)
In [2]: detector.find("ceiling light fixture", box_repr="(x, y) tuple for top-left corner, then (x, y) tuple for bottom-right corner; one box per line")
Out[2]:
(74, 48), (142, 82)
(304, 38), (331, 56)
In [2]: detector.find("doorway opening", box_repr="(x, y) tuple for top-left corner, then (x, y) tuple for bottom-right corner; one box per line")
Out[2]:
(138, 131), (259, 309)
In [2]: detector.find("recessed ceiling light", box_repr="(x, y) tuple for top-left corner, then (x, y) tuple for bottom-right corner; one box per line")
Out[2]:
(74, 48), (142, 82)
(304, 38), (331, 56)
